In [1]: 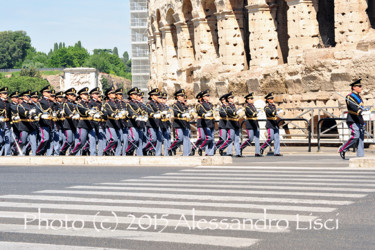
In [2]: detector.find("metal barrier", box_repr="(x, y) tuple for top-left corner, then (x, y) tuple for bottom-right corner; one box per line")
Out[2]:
(240, 118), (312, 152)
(317, 118), (346, 152)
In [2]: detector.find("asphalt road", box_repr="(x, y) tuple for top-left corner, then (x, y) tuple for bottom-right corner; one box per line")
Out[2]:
(0, 155), (375, 249)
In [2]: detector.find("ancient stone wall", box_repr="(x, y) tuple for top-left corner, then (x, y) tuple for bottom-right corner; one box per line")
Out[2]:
(148, 0), (375, 115)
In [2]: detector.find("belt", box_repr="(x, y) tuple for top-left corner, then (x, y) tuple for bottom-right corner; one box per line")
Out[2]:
(348, 111), (360, 116)
(197, 116), (214, 120)
(227, 118), (239, 121)
(0, 118), (9, 122)
(79, 117), (93, 121)
(175, 118), (189, 121)
(246, 117), (258, 120)
(267, 117), (278, 121)
(108, 117), (119, 120)
(20, 119), (36, 122)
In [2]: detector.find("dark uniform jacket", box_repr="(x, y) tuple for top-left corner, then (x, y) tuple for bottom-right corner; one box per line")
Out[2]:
(172, 101), (190, 129)
(244, 103), (259, 130)
(218, 104), (228, 130)
(126, 100), (146, 129)
(10, 101), (20, 132)
(103, 99), (120, 129)
(37, 97), (54, 128)
(146, 99), (161, 128)
(76, 100), (93, 130)
(225, 103), (240, 130)
(160, 104), (171, 130)
(53, 102), (65, 131)
(115, 99), (128, 129)
(346, 91), (365, 125)
(17, 101), (38, 132)
(0, 98), (11, 129)
(196, 101), (214, 129)
(63, 101), (78, 132)
(264, 103), (278, 129)
(90, 98), (103, 132)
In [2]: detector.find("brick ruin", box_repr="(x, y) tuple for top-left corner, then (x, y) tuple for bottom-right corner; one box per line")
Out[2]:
(147, 0), (375, 119)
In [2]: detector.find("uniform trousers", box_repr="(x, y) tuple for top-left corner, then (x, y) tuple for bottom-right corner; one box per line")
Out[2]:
(340, 123), (365, 157)
(241, 129), (260, 154)
(261, 128), (280, 154)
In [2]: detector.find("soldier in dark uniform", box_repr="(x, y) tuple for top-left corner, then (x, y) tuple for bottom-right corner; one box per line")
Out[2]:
(159, 92), (171, 156)
(126, 87), (146, 156)
(60, 88), (78, 155)
(35, 85), (54, 156)
(260, 92), (282, 156)
(195, 90), (215, 156)
(115, 88), (128, 156)
(17, 90), (38, 155)
(52, 91), (65, 155)
(103, 87), (121, 156)
(0, 87), (12, 155)
(215, 93), (229, 154)
(191, 91), (203, 156)
(9, 91), (21, 155)
(168, 89), (191, 156)
(90, 87), (106, 156)
(240, 93), (262, 157)
(70, 87), (96, 156)
(144, 88), (163, 156)
(339, 79), (368, 159)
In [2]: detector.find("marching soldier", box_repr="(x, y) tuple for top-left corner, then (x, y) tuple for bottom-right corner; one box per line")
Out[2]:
(218, 92), (242, 157)
(90, 87), (106, 156)
(126, 87), (146, 156)
(60, 88), (78, 155)
(52, 91), (65, 155)
(195, 90), (215, 156)
(215, 94), (229, 154)
(17, 90), (38, 155)
(144, 88), (163, 156)
(191, 91), (203, 156)
(0, 87), (11, 156)
(160, 92), (171, 156)
(168, 89), (191, 156)
(339, 79), (368, 159)
(115, 88), (128, 156)
(260, 92), (283, 156)
(70, 87), (97, 156)
(240, 93), (261, 157)
(35, 85), (54, 156)
(103, 87), (121, 156)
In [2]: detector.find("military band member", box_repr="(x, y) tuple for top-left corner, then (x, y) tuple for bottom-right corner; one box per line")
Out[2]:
(90, 87), (106, 156)
(126, 87), (145, 156)
(103, 87), (121, 156)
(144, 88), (163, 156)
(215, 94), (229, 154)
(115, 88), (128, 156)
(70, 87), (96, 156)
(17, 90), (38, 156)
(160, 92), (171, 156)
(219, 92), (242, 157)
(0, 87), (11, 156)
(195, 90), (215, 156)
(260, 92), (282, 156)
(240, 93), (261, 157)
(339, 79), (368, 159)
(168, 89), (191, 156)
(60, 88), (77, 155)
(35, 85), (54, 156)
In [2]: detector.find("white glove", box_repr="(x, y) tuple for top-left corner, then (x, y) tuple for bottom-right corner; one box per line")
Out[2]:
(277, 110), (284, 115)
(362, 110), (371, 116)
(52, 112), (57, 118)
(13, 116), (20, 121)
(88, 110), (97, 116)
(166, 114), (171, 119)
(29, 109), (36, 116)
(33, 115), (39, 121)
(204, 111), (213, 118)
(181, 113), (187, 118)
(237, 108), (244, 113)
(72, 113), (80, 120)
(185, 114), (191, 120)
(94, 113), (101, 119)
(154, 113), (161, 119)
(161, 111), (168, 115)
(136, 115), (142, 121)
(41, 113), (50, 119)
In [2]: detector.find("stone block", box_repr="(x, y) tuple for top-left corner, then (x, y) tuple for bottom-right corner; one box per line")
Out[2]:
(0, 157), (29, 165)
(349, 157), (375, 168)
(61, 157), (86, 166)
(85, 157), (139, 166)
(29, 157), (63, 166)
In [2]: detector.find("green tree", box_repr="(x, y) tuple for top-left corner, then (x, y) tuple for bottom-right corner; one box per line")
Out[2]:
(48, 46), (89, 68)
(54, 43), (58, 51)
(63, 42), (66, 48)
(20, 67), (42, 78)
(59, 42), (62, 49)
(113, 47), (119, 57)
(0, 31), (31, 69)
(0, 76), (51, 94)
(21, 47), (48, 68)
(122, 51), (129, 62)
(76, 41), (82, 49)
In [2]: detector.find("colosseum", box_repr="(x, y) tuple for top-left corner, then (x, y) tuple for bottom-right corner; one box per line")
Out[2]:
(147, 0), (375, 114)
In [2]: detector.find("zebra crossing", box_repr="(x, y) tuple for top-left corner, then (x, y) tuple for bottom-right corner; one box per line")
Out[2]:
(1, 165), (375, 249)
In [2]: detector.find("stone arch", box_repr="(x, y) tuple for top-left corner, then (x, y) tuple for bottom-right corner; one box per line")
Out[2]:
(166, 8), (178, 54)
(367, 0), (375, 28)
(182, 0), (196, 57)
(201, 0), (220, 57)
(317, 0), (336, 47)
(273, 0), (289, 63)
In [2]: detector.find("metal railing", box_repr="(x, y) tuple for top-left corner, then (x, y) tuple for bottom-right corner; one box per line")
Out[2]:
(0, 68), (64, 73)
(317, 118), (346, 152)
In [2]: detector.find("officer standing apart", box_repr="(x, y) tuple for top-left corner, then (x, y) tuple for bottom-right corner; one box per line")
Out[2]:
(260, 92), (283, 156)
(240, 92), (262, 157)
(339, 79), (369, 159)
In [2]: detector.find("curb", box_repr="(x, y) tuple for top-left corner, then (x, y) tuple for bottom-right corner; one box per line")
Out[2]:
(349, 157), (375, 168)
(0, 156), (233, 167)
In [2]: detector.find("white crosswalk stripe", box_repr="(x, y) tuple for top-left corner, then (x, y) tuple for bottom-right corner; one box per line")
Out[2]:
(0, 165), (375, 249)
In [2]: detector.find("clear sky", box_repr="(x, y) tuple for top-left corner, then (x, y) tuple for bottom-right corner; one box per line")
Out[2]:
(0, 0), (131, 57)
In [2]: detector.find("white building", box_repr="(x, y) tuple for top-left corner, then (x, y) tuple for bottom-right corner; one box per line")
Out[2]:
(130, 0), (150, 92)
